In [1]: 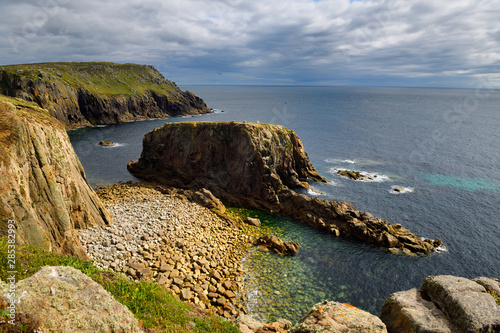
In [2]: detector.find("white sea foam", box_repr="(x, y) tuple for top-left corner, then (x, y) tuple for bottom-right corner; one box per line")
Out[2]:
(435, 245), (449, 252)
(307, 188), (322, 196)
(389, 185), (415, 194)
(98, 143), (126, 148)
(325, 158), (356, 164)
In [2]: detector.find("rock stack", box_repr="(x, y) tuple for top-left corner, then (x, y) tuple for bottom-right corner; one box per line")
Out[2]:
(128, 121), (440, 254)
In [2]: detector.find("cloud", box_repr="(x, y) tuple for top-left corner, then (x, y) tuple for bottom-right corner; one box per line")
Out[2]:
(0, 0), (499, 87)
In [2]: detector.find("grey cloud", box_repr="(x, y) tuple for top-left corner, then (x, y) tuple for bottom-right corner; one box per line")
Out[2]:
(0, 0), (498, 87)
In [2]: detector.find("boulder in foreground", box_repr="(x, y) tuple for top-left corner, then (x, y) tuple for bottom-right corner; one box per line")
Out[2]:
(291, 301), (387, 333)
(380, 275), (500, 333)
(2, 266), (140, 333)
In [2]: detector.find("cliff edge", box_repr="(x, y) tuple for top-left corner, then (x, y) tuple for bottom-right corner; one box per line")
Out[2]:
(128, 122), (439, 254)
(0, 95), (111, 257)
(0, 62), (210, 129)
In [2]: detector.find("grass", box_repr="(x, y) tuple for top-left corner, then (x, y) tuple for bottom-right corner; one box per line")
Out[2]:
(0, 237), (240, 333)
(0, 62), (180, 97)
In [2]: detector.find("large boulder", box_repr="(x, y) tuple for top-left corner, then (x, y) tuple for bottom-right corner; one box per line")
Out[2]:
(128, 122), (440, 254)
(2, 266), (140, 332)
(291, 301), (387, 333)
(0, 96), (111, 257)
(380, 275), (500, 333)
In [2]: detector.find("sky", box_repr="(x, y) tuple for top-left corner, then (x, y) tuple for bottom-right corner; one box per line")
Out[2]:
(0, 0), (499, 88)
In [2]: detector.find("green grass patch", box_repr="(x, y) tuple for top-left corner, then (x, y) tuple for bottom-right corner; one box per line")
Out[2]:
(0, 62), (181, 97)
(0, 238), (240, 333)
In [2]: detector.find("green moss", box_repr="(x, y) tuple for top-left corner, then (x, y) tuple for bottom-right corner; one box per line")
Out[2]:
(0, 238), (240, 333)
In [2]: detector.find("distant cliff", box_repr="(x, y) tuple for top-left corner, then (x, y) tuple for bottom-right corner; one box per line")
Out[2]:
(0, 95), (112, 257)
(0, 62), (210, 129)
(128, 122), (439, 254)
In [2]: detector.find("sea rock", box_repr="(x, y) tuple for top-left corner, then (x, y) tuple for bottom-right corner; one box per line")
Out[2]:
(244, 217), (262, 227)
(337, 170), (373, 181)
(98, 140), (115, 146)
(0, 62), (210, 129)
(255, 234), (300, 255)
(2, 266), (140, 332)
(0, 96), (112, 257)
(380, 275), (500, 333)
(291, 301), (387, 333)
(127, 122), (439, 254)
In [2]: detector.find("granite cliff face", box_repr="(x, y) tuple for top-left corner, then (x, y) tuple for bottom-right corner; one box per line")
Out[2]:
(128, 122), (439, 254)
(0, 95), (111, 257)
(0, 62), (210, 129)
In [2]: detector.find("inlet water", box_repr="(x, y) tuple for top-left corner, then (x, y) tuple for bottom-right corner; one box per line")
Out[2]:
(69, 86), (500, 322)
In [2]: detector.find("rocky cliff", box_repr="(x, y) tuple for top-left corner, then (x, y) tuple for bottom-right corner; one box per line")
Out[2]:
(0, 95), (111, 257)
(0, 62), (210, 129)
(128, 122), (439, 254)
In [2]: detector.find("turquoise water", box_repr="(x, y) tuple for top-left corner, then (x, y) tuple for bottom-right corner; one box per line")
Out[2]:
(69, 86), (500, 322)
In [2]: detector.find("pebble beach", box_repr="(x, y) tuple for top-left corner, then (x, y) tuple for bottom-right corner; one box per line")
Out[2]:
(78, 183), (255, 318)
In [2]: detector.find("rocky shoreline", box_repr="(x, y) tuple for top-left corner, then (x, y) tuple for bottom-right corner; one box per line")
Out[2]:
(78, 183), (256, 318)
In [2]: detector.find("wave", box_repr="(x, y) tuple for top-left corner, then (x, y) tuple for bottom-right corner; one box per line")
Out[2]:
(389, 185), (414, 194)
(329, 168), (390, 182)
(307, 188), (322, 196)
(325, 158), (356, 164)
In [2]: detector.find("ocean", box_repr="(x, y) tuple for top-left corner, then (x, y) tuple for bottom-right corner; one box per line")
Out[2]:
(68, 86), (500, 322)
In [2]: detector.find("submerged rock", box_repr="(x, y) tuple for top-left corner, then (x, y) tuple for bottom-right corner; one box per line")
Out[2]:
(128, 121), (439, 254)
(291, 301), (387, 333)
(380, 275), (500, 333)
(255, 234), (300, 255)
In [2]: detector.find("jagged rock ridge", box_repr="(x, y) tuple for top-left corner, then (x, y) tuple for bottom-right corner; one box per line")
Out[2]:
(0, 95), (111, 257)
(128, 121), (439, 254)
(0, 62), (210, 129)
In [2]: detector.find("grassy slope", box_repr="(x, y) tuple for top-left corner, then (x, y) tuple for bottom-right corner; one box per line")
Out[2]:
(0, 62), (180, 97)
(0, 238), (240, 333)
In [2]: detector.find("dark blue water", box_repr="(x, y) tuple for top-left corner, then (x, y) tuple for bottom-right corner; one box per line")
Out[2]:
(68, 86), (500, 321)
